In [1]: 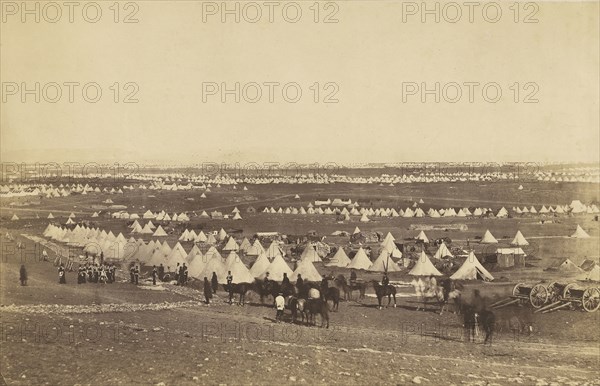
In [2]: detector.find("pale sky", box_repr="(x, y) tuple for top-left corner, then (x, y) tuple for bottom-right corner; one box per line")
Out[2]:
(1, 1), (598, 164)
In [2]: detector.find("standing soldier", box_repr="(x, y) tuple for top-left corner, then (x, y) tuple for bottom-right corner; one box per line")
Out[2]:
(282, 272), (290, 287)
(158, 264), (165, 281)
(19, 265), (27, 286)
(42, 248), (48, 261)
(275, 292), (285, 322)
(152, 265), (158, 285)
(350, 269), (357, 284)
(211, 272), (218, 293)
(109, 263), (116, 283)
(87, 264), (93, 283)
(203, 277), (212, 305)
(58, 264), (66, 284)
(182, 263), (189, 286)
(175, 263), (181, 285)
(130, 265), (135, 284)
(296, 274), (304, 296)
(134, 265), (140, 285)
(226, 271), (234, 304)
(99, 265), (108, 284)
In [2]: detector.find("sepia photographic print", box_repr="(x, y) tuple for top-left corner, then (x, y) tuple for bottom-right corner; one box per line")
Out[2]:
(1, 1), (599, 385)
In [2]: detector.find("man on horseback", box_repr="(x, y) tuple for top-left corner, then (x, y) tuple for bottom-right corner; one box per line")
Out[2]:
(350, 269), (357, 284)
(382, 273), (389, 287)
(296, 274), (304, 293)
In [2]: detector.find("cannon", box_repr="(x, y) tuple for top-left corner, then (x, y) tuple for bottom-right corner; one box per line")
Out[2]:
(491, 282), (549, 309)
(535, 282), (600, 313)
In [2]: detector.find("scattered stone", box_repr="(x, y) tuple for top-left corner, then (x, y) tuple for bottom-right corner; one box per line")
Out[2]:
(288, 376), (297, 382)
(338, 348), (348, 353)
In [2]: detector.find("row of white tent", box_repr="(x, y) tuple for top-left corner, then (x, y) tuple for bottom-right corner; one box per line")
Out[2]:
(41, 223), (323, 283)
(259, 204), (599, 219)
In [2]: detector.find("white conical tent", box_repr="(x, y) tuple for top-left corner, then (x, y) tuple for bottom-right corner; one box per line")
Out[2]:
(239, 237), (251, 252)
(347, 247), (372, 270)
(409, 252), (442, 276)
(266, 241), (284, 259)
(556, 259), (584, 273)
(416, 231), (429, 243)
(195, 230), (208, 243)
(432, 243), (453, 259)
(577, 264), (599, 281)
(258, 254), (293, 281)
(198, 254), (227, 281)
(140, 224), (153, 234)
(352, 226), (361, 234)
(179, 229), (190, 241)
(147, 241), (172, 267)
(223, 237), (240, 251)
(359, 213), (370, 222)
(47, 213), (55, 219)
(369, 250), (401, 272)
(250, 252), (270, 278)
(153, 225), (168, 237)
(221, 256), (255, 284)
(246, 240), (265, 256)
(480, 230), (498, 244)
(292, 260), (323, 282)
(11, 214), (19, 220)
(186, 244), (203, 264)
(511, 230), (529, 246)
(167, 242), (188, 268)
(450, 252), (494, 281)
(232, 212), (242, 220)
(571, 225), (590, 238)
(325, 247), (351, 267)
(300, 245), (322, 263)
(223, 251), (241, 270)
(206, 233), (217, 244)
(188, 250), (207, 278)
(217, 228), (228, 241)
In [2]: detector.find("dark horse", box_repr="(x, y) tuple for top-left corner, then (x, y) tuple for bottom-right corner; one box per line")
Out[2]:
(333, 275), (367, 301)
(462, 304), (495, 345)
(252, 280), (296, 303)
(305, 298), (330, 328)
(223, 283), (251, 305)
(371, 280), (397, 309)
(322, 287), (341, 311)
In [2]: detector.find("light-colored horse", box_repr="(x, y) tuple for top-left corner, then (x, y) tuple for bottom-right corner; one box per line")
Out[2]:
(412, 278), (461, 315)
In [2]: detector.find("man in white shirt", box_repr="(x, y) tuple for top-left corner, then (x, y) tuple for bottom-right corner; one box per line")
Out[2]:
(275, 292), (285, 322)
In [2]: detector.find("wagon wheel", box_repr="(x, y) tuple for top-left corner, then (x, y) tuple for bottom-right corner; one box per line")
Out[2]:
(563, 283), (577, 299)
(547, 282), (563, 302)
(513, 283), (526, 297)
(529, 284), (548, 308)
(581, 288), (600, 312)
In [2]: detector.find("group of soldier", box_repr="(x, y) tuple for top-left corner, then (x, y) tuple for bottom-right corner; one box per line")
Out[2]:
(77, 263), (117, 284)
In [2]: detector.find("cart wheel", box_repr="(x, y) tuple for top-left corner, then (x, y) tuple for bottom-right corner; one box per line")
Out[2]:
(581, 288), (600, 312)
(563, 283), (576, 299)
(513, 283), (526, 297)
(529, 284), (548, 308)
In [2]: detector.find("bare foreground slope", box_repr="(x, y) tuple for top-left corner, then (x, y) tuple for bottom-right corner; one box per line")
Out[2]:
(1, 247), (599, 385)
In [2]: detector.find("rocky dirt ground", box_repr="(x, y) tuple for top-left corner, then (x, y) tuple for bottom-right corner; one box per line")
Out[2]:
(1, 253), (599, 386)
